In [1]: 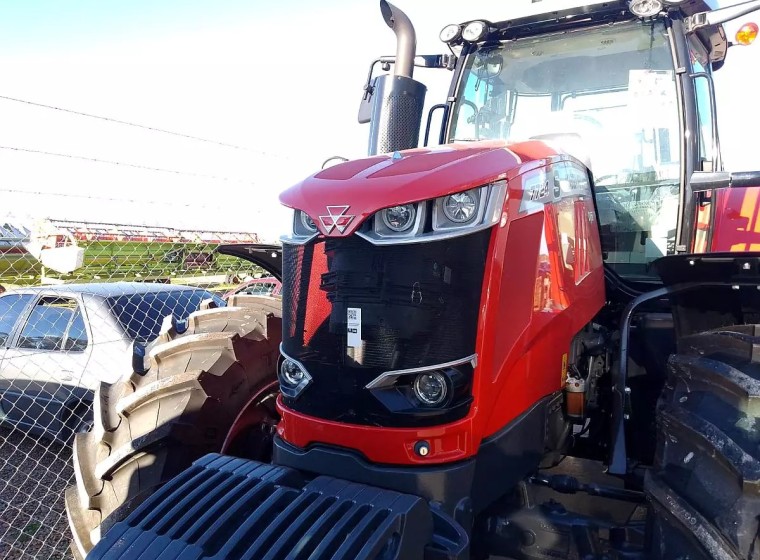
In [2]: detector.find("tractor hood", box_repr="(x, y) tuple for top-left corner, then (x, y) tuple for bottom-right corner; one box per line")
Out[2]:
(279, 140), (525, 238)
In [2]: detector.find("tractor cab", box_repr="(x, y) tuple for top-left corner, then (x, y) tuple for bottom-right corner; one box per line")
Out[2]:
(450, 17), (682, 279)
(361, 0), (758, 280)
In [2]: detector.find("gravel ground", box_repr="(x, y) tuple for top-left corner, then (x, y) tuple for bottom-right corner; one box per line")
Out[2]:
(0, 426), (74, 559)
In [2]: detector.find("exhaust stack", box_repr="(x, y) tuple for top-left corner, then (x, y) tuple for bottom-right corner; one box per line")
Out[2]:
(367, 1), (427, 156)
(380, 0), (416, 79)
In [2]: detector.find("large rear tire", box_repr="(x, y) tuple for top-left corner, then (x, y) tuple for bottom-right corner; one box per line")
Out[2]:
(65, 296), (282, 558)
(647, 325), (760, 559)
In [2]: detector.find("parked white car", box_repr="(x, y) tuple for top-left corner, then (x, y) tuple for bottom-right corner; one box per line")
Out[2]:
(0, 282), (224, 441)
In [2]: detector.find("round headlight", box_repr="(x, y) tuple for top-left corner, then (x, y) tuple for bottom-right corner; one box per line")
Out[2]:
(462, 21), (488, 42)
(413, 372), (448, 406)
(628, 0), (663, 17)
(439, 24), (461, 43)
(300, 212), (317, 233)
(381, 204), (416, 232)
(443, 191), (478, 223)
(280, 359), (305, 386)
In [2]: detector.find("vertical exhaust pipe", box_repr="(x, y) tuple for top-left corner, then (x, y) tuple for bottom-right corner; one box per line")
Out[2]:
(380, 0), (416, 79)
(367, 1), (427, 155)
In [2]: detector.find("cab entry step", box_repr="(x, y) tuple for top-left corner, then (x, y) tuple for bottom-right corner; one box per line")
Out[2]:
(88, 453), (467, 560)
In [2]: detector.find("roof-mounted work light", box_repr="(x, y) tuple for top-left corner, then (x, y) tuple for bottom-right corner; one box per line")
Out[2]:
(628, 0), (663, 18)
(439, 24), (461, 43)
(462, 21), (489, 42)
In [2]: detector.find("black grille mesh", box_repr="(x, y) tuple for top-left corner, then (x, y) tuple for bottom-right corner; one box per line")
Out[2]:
(281, 231), (490, 426)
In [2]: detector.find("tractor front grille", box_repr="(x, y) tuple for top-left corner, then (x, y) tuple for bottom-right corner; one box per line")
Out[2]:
(281, 231), (490, 427)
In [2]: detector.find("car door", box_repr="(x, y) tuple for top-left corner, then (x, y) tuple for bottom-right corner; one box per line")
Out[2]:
(0, 292), (35, 422)
(0, 294), (93, 434)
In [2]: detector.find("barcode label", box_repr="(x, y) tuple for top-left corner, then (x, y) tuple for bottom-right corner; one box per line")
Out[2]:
(347, 307), (361, 348)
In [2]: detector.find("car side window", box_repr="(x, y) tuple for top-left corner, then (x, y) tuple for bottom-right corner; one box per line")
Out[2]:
(244, 282), (275, 295)
(63, 308), (88, 351)
(17, 297), (85, 351)
(0, 294), (34, 346)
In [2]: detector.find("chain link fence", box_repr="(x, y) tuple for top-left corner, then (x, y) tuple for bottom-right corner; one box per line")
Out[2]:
(0, 217), (277, 558)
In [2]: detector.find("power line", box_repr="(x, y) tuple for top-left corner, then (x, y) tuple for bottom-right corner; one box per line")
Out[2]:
(0, 94), (291, 159)
(0, 187), (259, 211)
(0, 145), (254, 184)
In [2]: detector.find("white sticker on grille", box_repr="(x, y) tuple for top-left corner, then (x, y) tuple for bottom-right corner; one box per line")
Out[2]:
(347, 307), (362, 348)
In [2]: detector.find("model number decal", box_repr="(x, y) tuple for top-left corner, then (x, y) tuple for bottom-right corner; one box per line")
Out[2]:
(519, 163), (592, 214)
(347, 307), (362, 348)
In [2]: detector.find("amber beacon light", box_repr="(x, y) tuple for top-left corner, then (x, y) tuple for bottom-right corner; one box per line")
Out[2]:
(736, 22), (758, 45)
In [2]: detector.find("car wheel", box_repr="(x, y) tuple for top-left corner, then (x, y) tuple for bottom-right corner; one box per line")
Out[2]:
(647, 325), (760, 558)
(65, 295), (282, 559)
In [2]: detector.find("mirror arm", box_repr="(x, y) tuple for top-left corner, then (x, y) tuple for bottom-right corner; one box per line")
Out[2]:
(686, 0), (760, 32)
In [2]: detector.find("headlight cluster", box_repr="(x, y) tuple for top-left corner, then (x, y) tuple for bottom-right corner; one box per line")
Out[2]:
(364, 354), (477, 413)
(359, 180), (506, 245)
(291, 209), (319, 239)
(283, 180), (506, 245)
(278, 347), (312, 399)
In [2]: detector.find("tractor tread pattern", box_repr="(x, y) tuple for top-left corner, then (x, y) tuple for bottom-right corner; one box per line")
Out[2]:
(649, 325), (760, 558)
(65, 298), (281, 558)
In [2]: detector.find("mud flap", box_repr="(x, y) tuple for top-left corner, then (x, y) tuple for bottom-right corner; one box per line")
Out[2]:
(87, 453), (469, 560)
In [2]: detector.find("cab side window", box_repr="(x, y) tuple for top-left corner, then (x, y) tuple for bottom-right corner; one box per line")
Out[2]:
(689, 39), (715, 169)
(0, 294), (34, 346)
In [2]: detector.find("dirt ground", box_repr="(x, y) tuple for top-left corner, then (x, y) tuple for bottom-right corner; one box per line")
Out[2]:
(0, 426), (73, 559)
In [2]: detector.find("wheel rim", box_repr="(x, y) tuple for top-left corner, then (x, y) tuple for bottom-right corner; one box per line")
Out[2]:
(221, 381), (280, 460)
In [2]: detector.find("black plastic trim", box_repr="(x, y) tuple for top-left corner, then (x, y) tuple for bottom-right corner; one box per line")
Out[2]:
(216, 244), (282, 280)
(273, 438), (476, 520)
(274, 393), (558, 518)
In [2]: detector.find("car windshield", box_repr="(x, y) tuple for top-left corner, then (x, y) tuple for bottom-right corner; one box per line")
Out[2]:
(107, 289), (223, 342)
(450, 20), (681, 279)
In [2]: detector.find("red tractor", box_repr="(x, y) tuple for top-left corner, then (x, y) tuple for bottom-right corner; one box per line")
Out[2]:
(68, 1), (760, 558)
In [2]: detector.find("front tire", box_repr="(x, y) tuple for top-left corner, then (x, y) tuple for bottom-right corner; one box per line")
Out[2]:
(65, 296), (282, 558)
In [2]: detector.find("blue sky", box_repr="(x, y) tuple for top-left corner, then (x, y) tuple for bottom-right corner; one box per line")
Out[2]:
(0, 1), (757, 240)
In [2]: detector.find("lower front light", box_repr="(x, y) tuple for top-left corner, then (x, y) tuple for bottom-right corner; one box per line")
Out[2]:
(279, 357), (312, 399)
(413, 371), (448, 406)
(281, 360), (305, 385)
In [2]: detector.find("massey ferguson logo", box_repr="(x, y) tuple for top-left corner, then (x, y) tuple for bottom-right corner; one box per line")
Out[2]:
(319, 205), (354, 234)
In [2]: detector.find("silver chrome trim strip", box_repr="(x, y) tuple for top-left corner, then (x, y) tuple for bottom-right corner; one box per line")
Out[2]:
(365, 353), (478, 389)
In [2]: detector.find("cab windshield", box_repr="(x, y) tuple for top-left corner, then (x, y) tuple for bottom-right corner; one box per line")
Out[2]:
(450, 20), (681, 279)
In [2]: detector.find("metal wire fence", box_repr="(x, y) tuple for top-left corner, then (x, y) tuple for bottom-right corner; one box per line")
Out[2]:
(0, 217), (277, 559)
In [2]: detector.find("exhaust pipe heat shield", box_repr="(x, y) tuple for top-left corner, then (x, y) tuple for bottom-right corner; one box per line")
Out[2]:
(368, 1), (426, 155)
(368, 74), (427, 155)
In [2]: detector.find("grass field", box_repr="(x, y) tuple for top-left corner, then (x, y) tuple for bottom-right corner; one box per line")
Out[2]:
(0, 241), (263, 288)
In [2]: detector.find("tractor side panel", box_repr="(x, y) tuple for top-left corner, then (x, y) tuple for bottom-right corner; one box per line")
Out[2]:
(474, 162), (605, 439)
(701, 186), (760, 252)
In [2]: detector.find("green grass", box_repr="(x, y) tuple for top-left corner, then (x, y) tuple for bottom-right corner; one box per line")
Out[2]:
(0, 242), (263, 287)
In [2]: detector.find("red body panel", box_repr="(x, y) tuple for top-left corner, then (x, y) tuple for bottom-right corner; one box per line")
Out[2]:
(694, 186), (760, 252)
(280, 141), (520, 237)
(277, 141), (606, 465)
